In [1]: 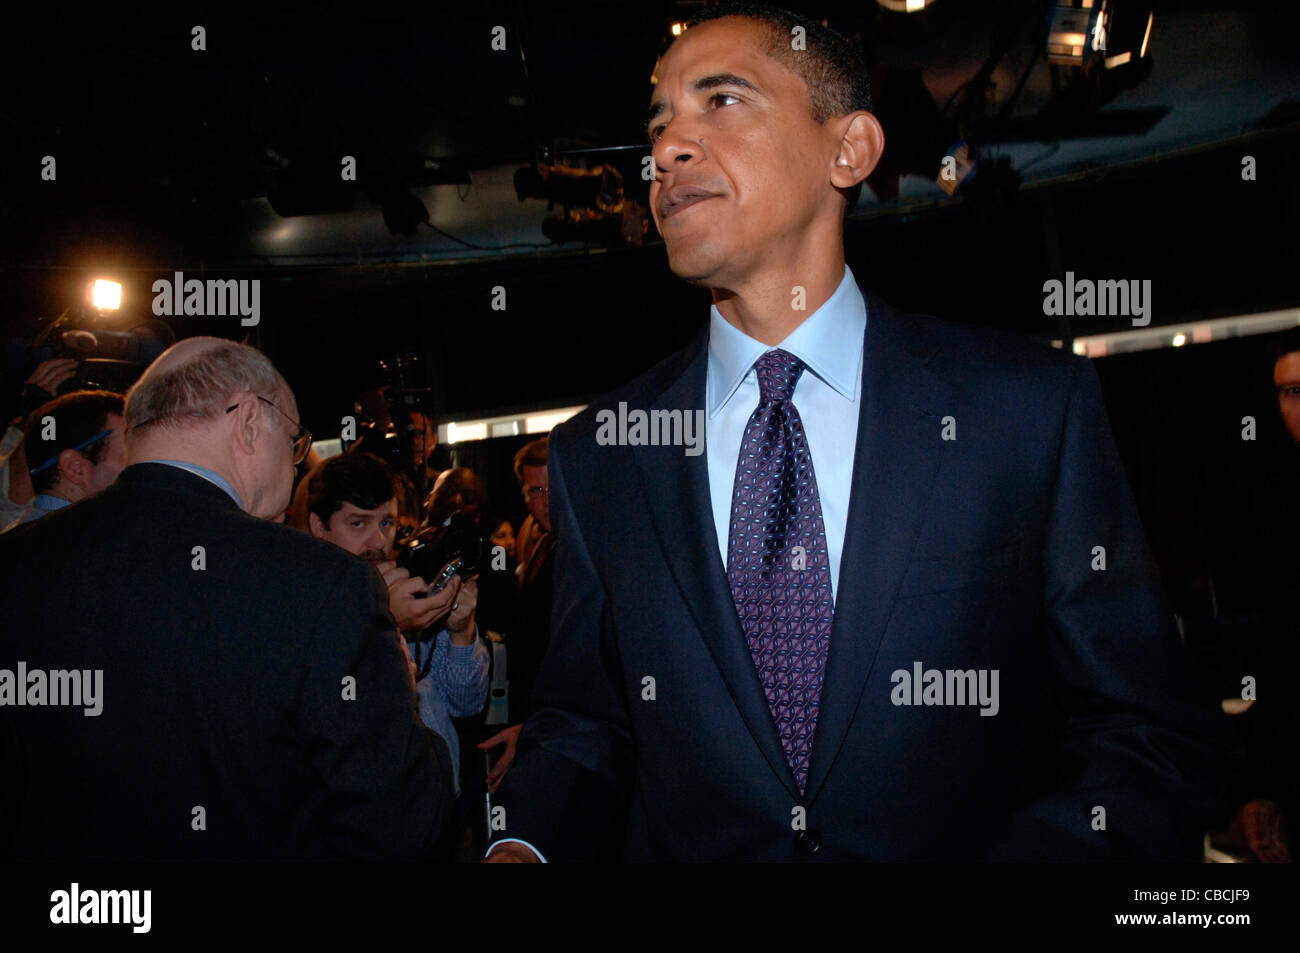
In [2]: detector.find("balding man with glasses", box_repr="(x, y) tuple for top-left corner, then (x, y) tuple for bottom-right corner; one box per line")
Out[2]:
(0, 337), (455, 861)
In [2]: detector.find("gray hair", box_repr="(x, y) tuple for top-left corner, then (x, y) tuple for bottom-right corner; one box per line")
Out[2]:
(125, 338), (287, 434)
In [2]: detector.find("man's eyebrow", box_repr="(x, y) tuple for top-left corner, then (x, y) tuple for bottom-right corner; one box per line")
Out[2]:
(645, 73), (764, 135)
(692, 72), (761, 95)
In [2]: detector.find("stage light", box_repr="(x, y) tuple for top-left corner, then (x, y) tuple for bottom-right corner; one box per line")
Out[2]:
(877, 0), (938, 11)
(91, 279), (122, 311)
(670, 21), (686, 36)
(1047, 2), (1106, 68)
(1171, 333), (1187, 347)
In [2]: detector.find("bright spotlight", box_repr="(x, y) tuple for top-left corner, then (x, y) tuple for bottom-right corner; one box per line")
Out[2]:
(91, 279), (122, 311)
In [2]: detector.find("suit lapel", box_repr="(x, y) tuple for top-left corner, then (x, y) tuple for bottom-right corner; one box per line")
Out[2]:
(803, 290), (957, 804)
(629, 329), (801, 798)
(629, 291), (956, 805)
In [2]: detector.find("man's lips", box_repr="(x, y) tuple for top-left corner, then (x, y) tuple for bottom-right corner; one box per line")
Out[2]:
(657, 184), (720, 221)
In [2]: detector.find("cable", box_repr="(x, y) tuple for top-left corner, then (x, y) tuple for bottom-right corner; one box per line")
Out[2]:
(420, 221), (559, 252)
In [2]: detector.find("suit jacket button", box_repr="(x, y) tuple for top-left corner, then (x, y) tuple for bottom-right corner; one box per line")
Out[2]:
(796, 830), (822, 856)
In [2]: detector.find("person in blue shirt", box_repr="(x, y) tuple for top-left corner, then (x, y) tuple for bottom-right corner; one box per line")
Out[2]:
(302, 451), (490, 799)
(6, 389), (126, 531)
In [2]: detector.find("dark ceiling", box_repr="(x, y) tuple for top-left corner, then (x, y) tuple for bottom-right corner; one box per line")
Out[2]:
(2, 0), (1297, 278)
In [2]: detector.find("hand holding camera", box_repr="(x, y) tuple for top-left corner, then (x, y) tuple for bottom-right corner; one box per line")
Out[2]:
(377, 559), (463, 635)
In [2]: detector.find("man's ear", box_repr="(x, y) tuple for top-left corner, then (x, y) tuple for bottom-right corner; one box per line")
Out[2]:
(308, 511), (327, 539)
(830, 110), (885, 191)
(229, 394), (266, 457)
(55, 448), (92, 488)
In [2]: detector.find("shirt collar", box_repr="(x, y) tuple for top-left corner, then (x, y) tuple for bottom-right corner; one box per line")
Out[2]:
(32, 493), (70, 513)
(139, 460), (243, 508)
(706, 264), (866, 417)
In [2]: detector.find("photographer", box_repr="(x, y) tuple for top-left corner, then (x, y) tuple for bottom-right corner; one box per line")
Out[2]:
(304, 452), (490, 801)
(3, 389), (126, 530)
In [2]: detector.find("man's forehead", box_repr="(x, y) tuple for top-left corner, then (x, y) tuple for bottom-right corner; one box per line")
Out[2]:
(649, 18), (780, 103)
(338, 500), (394, 519)
(1276, 352), (1300, 381)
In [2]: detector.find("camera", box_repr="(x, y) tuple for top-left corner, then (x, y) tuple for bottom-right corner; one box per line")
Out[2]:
(393, 513), (487, 632)
(25, 312), (174, 397)
(345, 351), (435, 475)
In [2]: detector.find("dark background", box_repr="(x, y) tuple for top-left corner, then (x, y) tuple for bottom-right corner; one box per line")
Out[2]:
(2, 0), (1298, 644)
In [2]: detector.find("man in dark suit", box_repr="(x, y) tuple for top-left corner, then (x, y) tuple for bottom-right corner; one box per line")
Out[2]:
(0, 337), (453, 860)
(485, 5), (1235, 862)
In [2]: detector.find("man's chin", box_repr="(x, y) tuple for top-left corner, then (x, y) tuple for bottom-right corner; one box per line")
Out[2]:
(664, 243), (728, 287)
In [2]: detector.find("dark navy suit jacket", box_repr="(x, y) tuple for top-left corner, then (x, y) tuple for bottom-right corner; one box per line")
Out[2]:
(491, 287), (1236, 861)
(0, 462), (453, 860)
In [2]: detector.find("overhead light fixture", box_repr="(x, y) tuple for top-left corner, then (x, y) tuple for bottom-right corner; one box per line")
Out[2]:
(1067, 308), (1300, 358)
(1051, 2), (1153, 72)
(1047, 1), (1108, 68)
(877, 0), (938, 11)
(438, 405), (586, 445)
(445, 421), (488, 445)
(514, 162), (649, 247)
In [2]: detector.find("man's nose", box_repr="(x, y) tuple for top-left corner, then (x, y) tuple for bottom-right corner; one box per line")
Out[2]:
(652, 118), (700, 171)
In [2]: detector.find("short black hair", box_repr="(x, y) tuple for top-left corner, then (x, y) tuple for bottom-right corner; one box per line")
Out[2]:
(24, 390), (124, 494)
(307, 452), (396, 527)
(1267, 326), (1300, 363)
(686, 3), (874, 209)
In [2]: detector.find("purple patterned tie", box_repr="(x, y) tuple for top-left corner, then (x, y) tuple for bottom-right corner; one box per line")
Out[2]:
(726, 348), (835, 794)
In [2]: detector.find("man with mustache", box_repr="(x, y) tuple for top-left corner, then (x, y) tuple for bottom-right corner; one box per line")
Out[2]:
(486, 3), (1233, 862)
(306, 451), (489, 802)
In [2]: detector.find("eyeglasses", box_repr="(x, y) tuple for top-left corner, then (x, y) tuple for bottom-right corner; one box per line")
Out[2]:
(226, 396), (312, 465)
(28, 429), (112, 475)
(524, 485), (549, 499)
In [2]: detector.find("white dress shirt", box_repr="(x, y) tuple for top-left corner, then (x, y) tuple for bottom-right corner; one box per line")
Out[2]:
(706, 264), (866, 603)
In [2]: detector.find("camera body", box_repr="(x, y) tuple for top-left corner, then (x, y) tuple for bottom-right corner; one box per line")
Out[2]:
(393, 513), (487, 637)
(25, 317), (174, 397)
(344, 352), (435, 476)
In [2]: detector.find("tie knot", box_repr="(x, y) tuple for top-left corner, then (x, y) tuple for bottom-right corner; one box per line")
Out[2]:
(755, 349), (804, 403)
